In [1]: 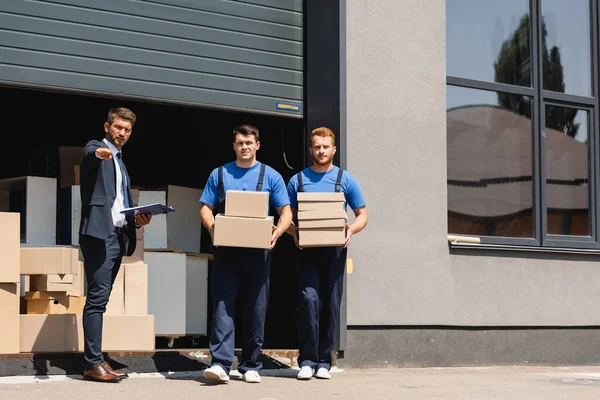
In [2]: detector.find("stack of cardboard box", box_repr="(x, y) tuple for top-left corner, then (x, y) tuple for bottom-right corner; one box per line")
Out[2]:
(297, 192), (347, 247)
(18, 186), (154, 353)
(19, 245), (87, 353)
(0, 212), (21, 354)
(213, 190), (273, 249)
(22, 245), (86, 315)
(19, 245), (154, 353)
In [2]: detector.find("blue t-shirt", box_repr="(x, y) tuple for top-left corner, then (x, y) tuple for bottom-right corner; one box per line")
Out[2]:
(287, 166), (366, 210)
(200, 161), (290, 213)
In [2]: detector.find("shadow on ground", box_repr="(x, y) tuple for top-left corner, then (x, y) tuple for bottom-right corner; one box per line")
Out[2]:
(2, 352), (291, 378)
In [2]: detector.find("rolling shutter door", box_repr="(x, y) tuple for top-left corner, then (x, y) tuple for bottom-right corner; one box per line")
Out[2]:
(0, 0), (303, 117)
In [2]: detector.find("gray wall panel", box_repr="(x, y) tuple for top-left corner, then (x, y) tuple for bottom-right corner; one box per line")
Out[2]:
(1, 2), (302, 55)
(1, 14), (303, 70)
(343, 328), (600, 367)
(152, 0), (303, 26)
(0, 47), (303, 99)
(0, 65), (300, 112)
(46, 0), (303, 41)
(0, 0), (303, 116)
(233, 0), (303, 12)
(1, 31), (303, 85)
(345, 0), (600, 327)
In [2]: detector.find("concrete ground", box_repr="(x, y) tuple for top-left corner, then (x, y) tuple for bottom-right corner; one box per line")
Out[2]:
(1, 366), (600, 399)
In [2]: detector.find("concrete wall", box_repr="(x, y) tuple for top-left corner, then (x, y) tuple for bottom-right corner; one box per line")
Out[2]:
(342, 327), (600, 367)
(344, 0), (600, 327)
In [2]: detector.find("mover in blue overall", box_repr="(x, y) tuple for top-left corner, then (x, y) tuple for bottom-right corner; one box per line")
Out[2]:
(199, 124), (292, 384)
(286, 127), (368, 380)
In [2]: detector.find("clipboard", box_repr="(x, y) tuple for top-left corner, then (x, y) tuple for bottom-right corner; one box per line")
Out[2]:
(120, 203), (176, 216)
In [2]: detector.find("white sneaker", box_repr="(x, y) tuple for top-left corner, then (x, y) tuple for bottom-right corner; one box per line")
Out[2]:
(315, 367), (331, 379)
(203, 365), (229, 383)
(297, 366), (315, 380)
(242, 370), (261, 383)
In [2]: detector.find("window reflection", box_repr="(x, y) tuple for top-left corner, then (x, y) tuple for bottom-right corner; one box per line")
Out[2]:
(542, 0), (591, 97)
(447, 0), (531, 86)
(447, 86), (533, 237)
(545, 106), (590, 236)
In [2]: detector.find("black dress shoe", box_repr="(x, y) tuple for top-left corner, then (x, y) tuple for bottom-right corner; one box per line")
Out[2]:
(83, 364), (120, 383)
(102, 361), (129, 379)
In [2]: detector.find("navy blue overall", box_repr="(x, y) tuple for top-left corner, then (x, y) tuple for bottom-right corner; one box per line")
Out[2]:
(296, 168), (348, 371)
(209, 164), (272, 375)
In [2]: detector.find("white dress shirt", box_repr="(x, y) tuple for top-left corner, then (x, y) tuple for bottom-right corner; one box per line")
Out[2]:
(102, 138), (127, 228)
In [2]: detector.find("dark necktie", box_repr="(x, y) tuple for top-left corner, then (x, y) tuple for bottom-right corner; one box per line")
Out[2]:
(116, 152), (131, 209)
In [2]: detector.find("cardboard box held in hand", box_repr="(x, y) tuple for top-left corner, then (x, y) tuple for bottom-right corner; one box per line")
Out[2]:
(297, 192), (347, 247)
(213, 190), (273, 249)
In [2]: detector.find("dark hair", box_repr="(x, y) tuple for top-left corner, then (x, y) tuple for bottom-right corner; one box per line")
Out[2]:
(107, 107), (137, 127)
(232, 124), (259, 142)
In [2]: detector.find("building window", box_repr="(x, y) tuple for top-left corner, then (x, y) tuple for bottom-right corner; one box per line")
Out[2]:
(446, 0), (599, 248)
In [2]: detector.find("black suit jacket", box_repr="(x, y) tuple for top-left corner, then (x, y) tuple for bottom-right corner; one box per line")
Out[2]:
(78, 140), (137, 256)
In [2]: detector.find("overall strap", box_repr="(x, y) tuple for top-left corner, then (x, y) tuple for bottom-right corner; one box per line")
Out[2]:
(256, 163), (266, 191)
(297, 172), (304, 193)
(335, 168), (344, 192)
(217, 166), (225, 214)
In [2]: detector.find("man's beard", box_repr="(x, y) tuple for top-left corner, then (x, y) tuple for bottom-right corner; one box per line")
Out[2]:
(312, 155), (331, 165)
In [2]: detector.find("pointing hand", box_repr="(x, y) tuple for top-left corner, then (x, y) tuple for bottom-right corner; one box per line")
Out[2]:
(96, 148), (113, 160)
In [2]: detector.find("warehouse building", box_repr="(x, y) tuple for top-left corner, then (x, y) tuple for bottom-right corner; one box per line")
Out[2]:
(2, 0), (600, 366)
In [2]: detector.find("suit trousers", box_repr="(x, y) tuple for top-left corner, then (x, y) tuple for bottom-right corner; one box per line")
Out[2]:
(296, 246), (347, 371)
(209, 246), (271, 375)
(79, 231), (125, 370)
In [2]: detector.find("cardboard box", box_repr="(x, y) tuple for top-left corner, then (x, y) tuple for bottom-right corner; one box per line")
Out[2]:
(29, 261), (85, 296)
(297, 209), (347, 220)
(67, 296), (86, 314)
(298, 218), (347, 229)
(73, 165), (80, 185)
(136, 225), (144, 240)
(100, 315), (155, 351)
(21, 312), (155, 353)
(122, 237), (144, 264)
(26, 300), (67, 314)
(105, 265), (125, 315)
(225, 190), (269, 218)
(124, 263), (148, 315)
(298, 201), (345, 211)
(21, 246), (80, 275)
(299, 227), (346, 247)
(20, 314), (81, 352)
(35, 273), (74, 284)
(69, 314), (156, 352)
(59, 146), (84, 188)
(25, 291), (69, 314)
(0, 283), (19, 353)
(213, 214), (273, 249)
(298, 192), (345, 202)
(130, 188), (140, 206)
(0, 212), (20, 283)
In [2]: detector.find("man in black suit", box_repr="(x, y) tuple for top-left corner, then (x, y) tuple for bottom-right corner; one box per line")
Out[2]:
(79, 107), (152, 382)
